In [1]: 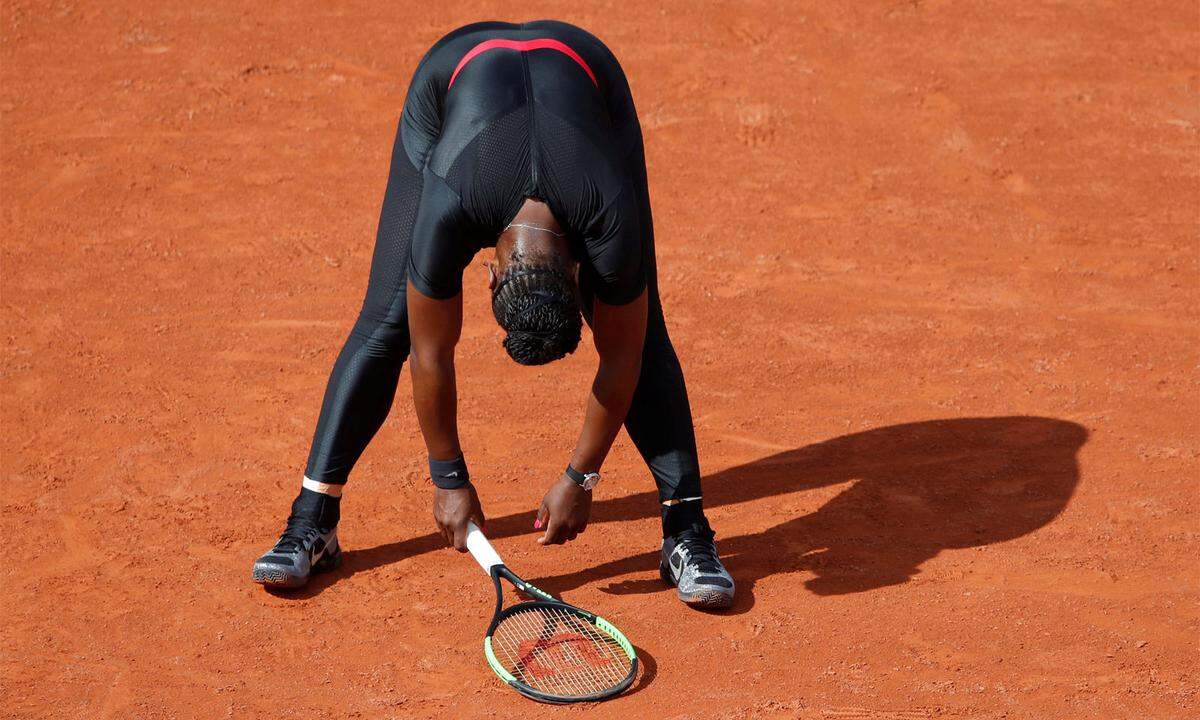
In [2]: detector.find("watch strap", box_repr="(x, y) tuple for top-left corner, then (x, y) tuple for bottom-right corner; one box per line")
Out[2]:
(565, 465), (587, 486)
(565, 465), (600, 490)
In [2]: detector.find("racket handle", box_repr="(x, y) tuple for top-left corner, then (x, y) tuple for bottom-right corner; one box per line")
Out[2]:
(465, 521), (504, 574)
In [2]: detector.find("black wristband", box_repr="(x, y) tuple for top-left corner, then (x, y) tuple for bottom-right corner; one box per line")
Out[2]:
(430, 455), (470, 490)
(565, 465), (586, 486)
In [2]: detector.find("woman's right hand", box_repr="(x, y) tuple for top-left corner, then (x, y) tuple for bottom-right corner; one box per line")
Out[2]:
(433, 484), (486, 551)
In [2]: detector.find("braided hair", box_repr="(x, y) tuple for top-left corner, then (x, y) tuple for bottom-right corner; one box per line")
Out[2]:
(491, 263), (582, 365)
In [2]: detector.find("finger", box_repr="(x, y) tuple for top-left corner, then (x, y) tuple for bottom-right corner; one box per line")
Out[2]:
(538, 517), (564, 545)
(453, 525), (469, 552)
(534, 501), (548, 530)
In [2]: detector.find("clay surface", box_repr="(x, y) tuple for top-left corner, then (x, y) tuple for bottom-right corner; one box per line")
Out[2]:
(3, 2), (1197, 718)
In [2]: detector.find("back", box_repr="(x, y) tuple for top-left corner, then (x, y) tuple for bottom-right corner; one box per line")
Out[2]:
(404, 21), (646, 306)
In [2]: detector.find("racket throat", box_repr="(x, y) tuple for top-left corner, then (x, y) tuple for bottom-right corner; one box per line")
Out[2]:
(497, 567), (557, 602)
(490, 566), (507, 622)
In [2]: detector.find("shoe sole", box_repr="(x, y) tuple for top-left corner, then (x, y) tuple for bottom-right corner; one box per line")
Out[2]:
(252, 546), (342, 588)
(661, 561), (735, 609)
(678, 588), (734, 609)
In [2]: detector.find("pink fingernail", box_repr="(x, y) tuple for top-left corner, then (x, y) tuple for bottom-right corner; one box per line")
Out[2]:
(534, 519), (543, 529)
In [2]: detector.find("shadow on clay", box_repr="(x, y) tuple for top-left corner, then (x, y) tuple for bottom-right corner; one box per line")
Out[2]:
(269, 416), (1087, 616)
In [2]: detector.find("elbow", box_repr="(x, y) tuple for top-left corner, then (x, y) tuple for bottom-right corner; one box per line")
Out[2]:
(614, 352), (643, 378)
(599, 352), (643, 387)
(409, 344), (455, 371)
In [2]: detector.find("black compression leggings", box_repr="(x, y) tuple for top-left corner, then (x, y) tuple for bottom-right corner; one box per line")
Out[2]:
(304, 73), (705, 539)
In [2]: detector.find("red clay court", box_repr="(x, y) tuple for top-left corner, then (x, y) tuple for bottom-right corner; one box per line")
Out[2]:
(2, 2), (1197, 718)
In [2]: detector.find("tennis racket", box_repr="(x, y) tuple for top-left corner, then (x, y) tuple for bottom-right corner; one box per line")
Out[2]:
(463, 522), (638, 703)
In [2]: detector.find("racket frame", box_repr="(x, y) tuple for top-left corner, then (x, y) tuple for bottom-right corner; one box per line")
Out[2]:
(483, 565), (638, 704)
(464, 523), (637, 703)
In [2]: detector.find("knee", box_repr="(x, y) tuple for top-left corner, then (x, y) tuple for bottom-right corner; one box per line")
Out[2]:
(350, 315), (410, 360)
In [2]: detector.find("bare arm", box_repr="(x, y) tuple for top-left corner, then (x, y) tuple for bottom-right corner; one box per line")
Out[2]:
(407, 280), (464, 459)
(537, 288), (648, 545)
(570, 288), (649, 472)
(408, 281), (484, 550)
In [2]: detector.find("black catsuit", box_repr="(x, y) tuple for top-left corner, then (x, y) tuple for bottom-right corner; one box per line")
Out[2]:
(303, 21), (705, 534)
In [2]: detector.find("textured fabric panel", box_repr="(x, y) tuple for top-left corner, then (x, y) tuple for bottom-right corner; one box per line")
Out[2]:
(534, 109), (644, 305)
(446, 106), (531, 230)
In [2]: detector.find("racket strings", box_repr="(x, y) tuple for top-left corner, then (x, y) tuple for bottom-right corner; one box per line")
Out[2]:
(491, 605), (631, 698)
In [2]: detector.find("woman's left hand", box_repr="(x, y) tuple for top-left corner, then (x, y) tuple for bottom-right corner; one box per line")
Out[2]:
(535, 474), (592, 545)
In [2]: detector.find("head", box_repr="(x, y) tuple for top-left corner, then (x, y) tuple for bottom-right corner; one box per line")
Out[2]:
(487, 211), (582, 366)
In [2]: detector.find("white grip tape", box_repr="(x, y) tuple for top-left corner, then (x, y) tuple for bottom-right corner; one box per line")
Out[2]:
(465, 522), (504, 574)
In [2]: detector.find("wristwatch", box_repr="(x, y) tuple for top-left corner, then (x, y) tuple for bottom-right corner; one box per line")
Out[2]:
(565, 465), (601, 491)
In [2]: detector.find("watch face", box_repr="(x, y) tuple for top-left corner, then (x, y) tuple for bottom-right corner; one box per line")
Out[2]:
(582, 472), (601, 491)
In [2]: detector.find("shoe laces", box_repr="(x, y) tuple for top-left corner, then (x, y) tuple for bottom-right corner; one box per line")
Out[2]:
(275, 514), (319, 553)
(677, 524), (720, 574)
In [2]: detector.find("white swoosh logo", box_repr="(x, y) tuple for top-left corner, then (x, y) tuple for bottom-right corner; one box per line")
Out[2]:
(311, 531), (334, 564)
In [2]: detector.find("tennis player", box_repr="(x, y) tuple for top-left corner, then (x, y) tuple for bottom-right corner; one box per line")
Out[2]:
(252, 20), (735, 609)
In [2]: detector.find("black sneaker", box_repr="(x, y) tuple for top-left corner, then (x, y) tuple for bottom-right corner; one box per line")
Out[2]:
(251, 516), (340, 588)
(660, 523), (735, 609)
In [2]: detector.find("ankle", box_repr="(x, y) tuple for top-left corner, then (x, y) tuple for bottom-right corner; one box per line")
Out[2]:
(662, 502), (708, 538)
(291, 486), (341, 529)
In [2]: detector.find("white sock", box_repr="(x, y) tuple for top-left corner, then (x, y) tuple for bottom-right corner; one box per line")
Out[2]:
(302, 476), (343, 497)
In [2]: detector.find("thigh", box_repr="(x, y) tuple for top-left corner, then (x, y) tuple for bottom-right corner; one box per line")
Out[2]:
(356, 121), (426, 334)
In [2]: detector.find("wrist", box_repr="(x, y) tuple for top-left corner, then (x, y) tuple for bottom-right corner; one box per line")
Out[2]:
(429, 455), (470, 489)
(435, 482), (472, 492)
(557, 474), (589, 497)
(564, 464), (601, 491)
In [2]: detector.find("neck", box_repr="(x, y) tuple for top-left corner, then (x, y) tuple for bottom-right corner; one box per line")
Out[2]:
(504, 221), (565, 237)
(496, 197), (570, 272)
(496, 229), (569, 268)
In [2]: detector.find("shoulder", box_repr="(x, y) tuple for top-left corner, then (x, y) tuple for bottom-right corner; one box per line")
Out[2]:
(407, 172), (475, 300)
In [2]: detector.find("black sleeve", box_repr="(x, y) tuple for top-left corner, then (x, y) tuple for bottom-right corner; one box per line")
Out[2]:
(406, 170), (475, 299)
(582, 188), (647, 306)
